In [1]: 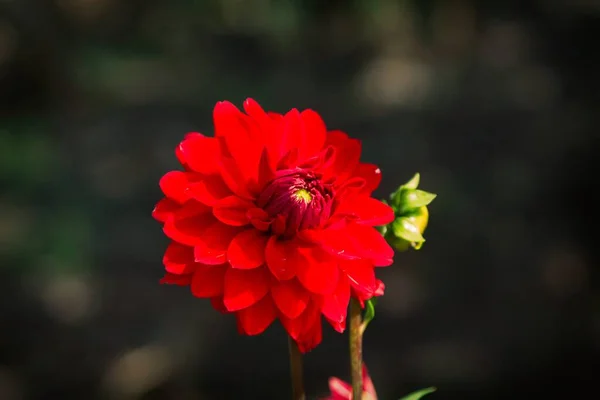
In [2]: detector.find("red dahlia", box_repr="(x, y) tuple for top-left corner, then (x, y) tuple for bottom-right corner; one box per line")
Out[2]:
(153, 99), (394, 352)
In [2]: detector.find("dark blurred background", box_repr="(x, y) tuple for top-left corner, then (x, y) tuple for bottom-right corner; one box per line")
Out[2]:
(1, 0), (598, 399)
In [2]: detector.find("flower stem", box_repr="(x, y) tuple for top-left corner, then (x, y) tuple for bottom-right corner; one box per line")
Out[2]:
(349, 298), (363, 400)
(288, 336), (306, 400)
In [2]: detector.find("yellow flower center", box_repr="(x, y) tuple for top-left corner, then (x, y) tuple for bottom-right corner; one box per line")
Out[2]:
(292, 188), (312, 203)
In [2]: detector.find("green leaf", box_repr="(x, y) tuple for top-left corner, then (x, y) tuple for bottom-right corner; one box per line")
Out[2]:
(392, 217), (425, 243)
(398, 387), (436, 400)
(398, 189), (437, 214)
(403, 173), (421, 190)
(390, 173), (420, 208)
(362, 298), (377, 330)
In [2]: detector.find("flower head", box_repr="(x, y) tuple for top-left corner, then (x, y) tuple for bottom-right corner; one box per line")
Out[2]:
(323, 365), (377, 400)
(153, 99), (394, 352)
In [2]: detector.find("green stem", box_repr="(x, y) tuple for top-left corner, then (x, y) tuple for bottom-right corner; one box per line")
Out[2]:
(349, 298), (363, 400)
(288, 336), (306, 400)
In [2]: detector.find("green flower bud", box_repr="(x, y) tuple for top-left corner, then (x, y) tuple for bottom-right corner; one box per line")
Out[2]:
(383, 173), (435, 251)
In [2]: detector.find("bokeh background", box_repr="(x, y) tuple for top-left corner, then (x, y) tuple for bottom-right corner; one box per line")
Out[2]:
(1, 0), (598, 399)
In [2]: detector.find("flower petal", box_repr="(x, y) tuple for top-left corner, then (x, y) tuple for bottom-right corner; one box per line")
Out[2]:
(163, 242), (196, 274)
(177, 134), (220, 175)
(265, 236), (305, 280)
(325, 316), (346, 334)
(243, 98), (281, 168)
(159, 171), (191, 203)
(247, 207), (271, 231)
(319, 274), (350, 325)
(280, 301), (312, 340)
(339, 259), (377, 296)
(271, 279), (310, 319)
(188, 174), (231, 206)
(300, 109), (326, 160)
(346, 224), (394, 266)
(296, 321), (322, 353)
(219, 156), (256, 199)
(210, 296), (229, 314)
(280, 109), (304, 163)
(193, 221), (242, 265)
(305, 228), (362, 261)
(227, 229), (268, 269)
(328, 377), (352, 399)
(163, 204), (214, 247)
(213, 195), (254, 226)
(152, 198), (179, 223)
(191, 265), (227, 297)
(353, 163), (382, 194)
(280, 300), (322, 353)
(335, 196), (395, 226)
(223, 266), (270, 311)
(214, 101), (262, 182)
(236, 295), (277, 335)
(322, 130), (361, 183)
(296, 247), (340, 294)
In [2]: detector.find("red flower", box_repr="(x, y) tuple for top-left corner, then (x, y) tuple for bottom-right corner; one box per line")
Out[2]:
(153, 99), (394, 352)
(323, 365), (377, 400)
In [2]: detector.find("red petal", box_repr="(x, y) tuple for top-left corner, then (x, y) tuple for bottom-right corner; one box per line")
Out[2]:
(219, 156), (256, 199)
(152, 198), (179, 222)
(271, 279), (309, 319)
(374, 280), (385, 296)
(306, 228), (362, 261)
(322, 130), (361, 183)
(160, 273), (192, 285)
(190, 265), (227, 297)
(325, 316), (346, 334)
(227, 229), (268, 269)
(177, 134), (220, 175)
(214, 101), (262, 182)
(243, 99), (281, 168)
(268, 111), (283, 120)
(235, 295), (277, 335)
(334, 177), (367, 200)
(296, 247), (340, 294)
(162, 204), (214, 246)
(188, 174), (231, 206)
(346, 224), (394, 266)
(212, 195), (254, 226)
(257, 147), (275, 187)
(243, 98), (271, 129)
(247, 207), (271, 231)
(210, 296), (229, 314)
(159, 171), (190, 203)
(339, 259), (377, 296)
(362, 365), (377, 398)
(163, 242), (196, 274)
(265, 236), (305, 280)
(335, 196), (395, 226)
(276, 147), (299, 170)
(193, 220), (242, 265)
(280, 300), (320, 341)
(319, 274), (350, 324)
(295, 312), (323, 353)
(223, 266), (270, 311)
(300, 109), (326, 160)
(281, 109), (304, 159)
(353, 163), (382, 194)
(328, 377), (352, 399)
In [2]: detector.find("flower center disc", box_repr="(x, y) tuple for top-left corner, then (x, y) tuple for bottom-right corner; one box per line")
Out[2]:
(257, 170), (333, 236)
